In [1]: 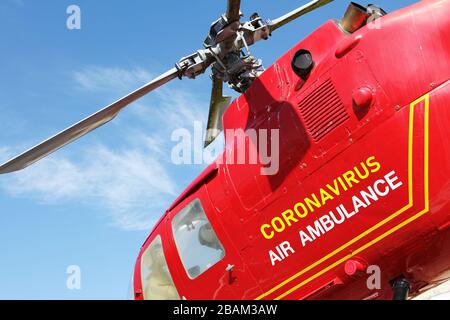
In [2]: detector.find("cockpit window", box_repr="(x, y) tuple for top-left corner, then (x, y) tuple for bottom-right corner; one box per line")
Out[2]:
(172, 199), (225, 279)
(140, 235), (180, 300)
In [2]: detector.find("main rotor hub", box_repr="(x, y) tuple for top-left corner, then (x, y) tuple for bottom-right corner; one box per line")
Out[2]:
(205, 12), (269, 93)
(176, 10), (271, 93)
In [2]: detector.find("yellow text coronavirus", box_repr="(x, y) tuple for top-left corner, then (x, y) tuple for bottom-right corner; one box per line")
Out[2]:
(260, 156), (382, 240)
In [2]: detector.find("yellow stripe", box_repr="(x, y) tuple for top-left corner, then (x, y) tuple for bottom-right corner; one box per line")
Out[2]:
(256, 93), (430, 300)
(424, 96), (430, 209)
(408, 96), (415, 205)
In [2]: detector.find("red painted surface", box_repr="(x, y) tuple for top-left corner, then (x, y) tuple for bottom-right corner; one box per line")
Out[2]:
(134, 0), (450, 300)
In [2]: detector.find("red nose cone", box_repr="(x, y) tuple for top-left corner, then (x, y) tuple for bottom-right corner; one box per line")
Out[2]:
(352, 86), (374, 109)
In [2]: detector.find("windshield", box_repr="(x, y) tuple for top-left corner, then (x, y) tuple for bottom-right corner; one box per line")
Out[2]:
(140, 235), (180, 300)
(172, 199), (225, 279)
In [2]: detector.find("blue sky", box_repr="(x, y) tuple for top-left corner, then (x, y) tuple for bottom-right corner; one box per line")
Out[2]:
(0, 0), (418, 299)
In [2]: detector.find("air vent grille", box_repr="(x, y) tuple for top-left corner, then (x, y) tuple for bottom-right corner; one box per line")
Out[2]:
(298, 79), (349, 142)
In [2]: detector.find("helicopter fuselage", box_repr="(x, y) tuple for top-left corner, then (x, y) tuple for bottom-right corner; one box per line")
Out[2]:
(134, 0), (450, 300)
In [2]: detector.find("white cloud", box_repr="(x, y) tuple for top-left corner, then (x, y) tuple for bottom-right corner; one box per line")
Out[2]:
(73, 66), (152, 93)
(0, 65), (213, 231)
(2, 142), (176, 231)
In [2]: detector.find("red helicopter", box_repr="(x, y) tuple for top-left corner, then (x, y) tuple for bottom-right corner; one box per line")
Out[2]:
(1, 0), (449, 300)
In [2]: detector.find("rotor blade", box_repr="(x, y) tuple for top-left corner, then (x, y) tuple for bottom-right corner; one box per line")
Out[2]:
(270, 0), (334, 32)
(226, 0), (241, 23)
(0, 67), (180, 174)
(204, 76), (231, 148)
